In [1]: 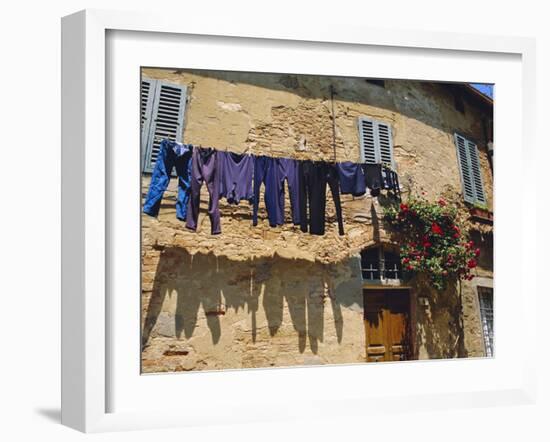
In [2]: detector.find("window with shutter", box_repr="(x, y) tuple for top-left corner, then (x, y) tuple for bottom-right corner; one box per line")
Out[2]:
(140, 79), (156, 170)
(454, 133), (486, 205)
(478, 287), (494, 357)
(141, 78), (188, 173)
(378, 123), (393, 166)
(358, 117), (395, 169)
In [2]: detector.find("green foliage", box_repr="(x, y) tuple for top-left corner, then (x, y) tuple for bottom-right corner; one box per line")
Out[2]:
(383, 196), (479, 290)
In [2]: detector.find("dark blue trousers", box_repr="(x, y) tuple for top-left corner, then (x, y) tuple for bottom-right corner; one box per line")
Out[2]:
(252, 156), (283, 227)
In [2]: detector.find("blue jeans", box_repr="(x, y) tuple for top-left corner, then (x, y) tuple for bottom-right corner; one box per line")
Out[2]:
(143, 139), (192, 221)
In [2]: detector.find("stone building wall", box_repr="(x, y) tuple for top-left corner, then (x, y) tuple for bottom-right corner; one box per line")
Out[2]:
(140, 68), (494, 373)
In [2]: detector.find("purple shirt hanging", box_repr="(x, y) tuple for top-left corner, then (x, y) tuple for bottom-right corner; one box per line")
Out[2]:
(218, 151), (254, 204)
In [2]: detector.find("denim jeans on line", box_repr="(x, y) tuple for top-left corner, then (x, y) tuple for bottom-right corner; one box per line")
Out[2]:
(142, 139), (192, 221)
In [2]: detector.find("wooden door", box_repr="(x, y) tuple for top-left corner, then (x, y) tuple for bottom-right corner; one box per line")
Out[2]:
(364, 289), (412, 362)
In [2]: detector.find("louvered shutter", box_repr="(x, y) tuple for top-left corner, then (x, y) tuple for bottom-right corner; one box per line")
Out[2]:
(467, 138), (486, 204)
(141, 78), (156, 170)
(359, 118), (377, 163)
(377, 122), (394, 167)
(142, 80), (187, 173)
(358, 117), (395, 168)
(454, 133), (486, 204)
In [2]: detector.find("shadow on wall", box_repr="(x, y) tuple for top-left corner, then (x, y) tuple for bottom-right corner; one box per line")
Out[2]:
(172, 68), (482, 138)
(470, 230), (493, 271)
(414, 277), (467, 359)
(141, 248), (363, 355)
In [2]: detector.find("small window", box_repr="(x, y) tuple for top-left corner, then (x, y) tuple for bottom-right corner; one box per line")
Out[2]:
(383, 250), (402, 280)
(366, 79), (385, 88)
(478, 287), (494, 357)
(361, 246), (402, 281)
(141, 78), (188, 173)
(358, 117), (395, 168)
(454, 133), (486, 205)
(361, 248), (380, 280)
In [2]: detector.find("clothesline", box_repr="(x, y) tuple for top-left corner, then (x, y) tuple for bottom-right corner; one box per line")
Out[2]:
(152, 135), (395, 166)
(143, 139), (401, 236)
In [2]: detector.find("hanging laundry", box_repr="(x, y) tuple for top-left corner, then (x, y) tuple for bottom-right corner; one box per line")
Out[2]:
(299, 161), (344, 236)
(324, 163), (345, 236)
(218, 151), (254, 204)
(144, 139), (401, 233)
(186, 147), (221, 235)
(381, 166), (402, 202)
(277, 158), (301, 225)
(336, 161), (367, 196)
(143, 139), (192, 221)
(381, 167), (399, 190)
(363, 163), (383, 197)
(252, 155), (282, 227)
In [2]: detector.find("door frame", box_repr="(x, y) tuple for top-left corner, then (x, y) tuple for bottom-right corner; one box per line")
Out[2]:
(362, 286), (418, 361)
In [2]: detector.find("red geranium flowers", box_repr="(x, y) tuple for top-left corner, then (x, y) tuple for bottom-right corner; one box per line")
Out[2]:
(383, 195), (481, 290)
(431, 222), (443, 235)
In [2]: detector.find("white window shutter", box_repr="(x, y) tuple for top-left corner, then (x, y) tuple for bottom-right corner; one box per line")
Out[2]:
(358, 117), (395, 168)
(142, 80), (188, 173)
(376, 121), (394, 168)
(358, 117), (377, 163)
(454, 133), (486, 204)
(140, 78), (157, 171)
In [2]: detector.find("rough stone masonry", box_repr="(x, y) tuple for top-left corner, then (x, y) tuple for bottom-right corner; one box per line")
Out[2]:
(140, 68), (494, 373)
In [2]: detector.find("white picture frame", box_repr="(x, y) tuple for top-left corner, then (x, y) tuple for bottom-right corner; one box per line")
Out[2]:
(61, 9), (537, 433)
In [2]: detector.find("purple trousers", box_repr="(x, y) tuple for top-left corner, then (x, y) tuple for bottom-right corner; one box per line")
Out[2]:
(277, 158), (301, 225)
(185, 147), (221, 235)
(252, 156), (301, 227)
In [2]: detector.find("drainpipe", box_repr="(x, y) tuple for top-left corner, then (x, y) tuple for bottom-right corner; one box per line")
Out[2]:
(482, 117), (494, 171)
(487, 141), (494, 169)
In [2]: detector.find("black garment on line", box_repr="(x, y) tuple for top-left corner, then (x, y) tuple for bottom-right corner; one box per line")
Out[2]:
(363, 163), (383, 197)
(382, 166), (402, 202)
(383, 168), (399, 190)
(298, 160), (344, 236)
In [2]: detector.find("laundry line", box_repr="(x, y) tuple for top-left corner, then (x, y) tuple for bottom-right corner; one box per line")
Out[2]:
(151, 135), (373, 165)
(150, 138), (402, 201)
(143, 138), (401, 236)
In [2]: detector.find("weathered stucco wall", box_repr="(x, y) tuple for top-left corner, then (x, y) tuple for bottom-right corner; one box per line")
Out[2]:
(140, 68), (493, 372)
(143, 68), (493, 209)
(142, 248), (366, 372)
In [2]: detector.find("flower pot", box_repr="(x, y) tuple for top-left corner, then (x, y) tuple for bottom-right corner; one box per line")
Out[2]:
(469, 207), (493, 223)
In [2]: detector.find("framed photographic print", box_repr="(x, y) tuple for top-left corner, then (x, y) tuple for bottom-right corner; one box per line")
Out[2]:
(61, 9), (537, 433)
(139, 66), (494, 372)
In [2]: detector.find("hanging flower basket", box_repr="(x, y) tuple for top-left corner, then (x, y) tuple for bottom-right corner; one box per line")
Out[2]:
(383, 196), (479, 290)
